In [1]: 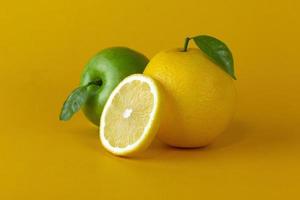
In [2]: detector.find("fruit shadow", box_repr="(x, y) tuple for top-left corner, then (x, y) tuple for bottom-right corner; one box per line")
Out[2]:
(64, 124), (103, 152)
(208, 119), (250, 150)
(136, 120), (250, 160)
(64, 120), (251, 160)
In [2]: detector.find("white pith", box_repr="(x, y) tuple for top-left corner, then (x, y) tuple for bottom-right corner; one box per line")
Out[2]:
(122, 108), (133, 119)
(99, 74), (159, 155)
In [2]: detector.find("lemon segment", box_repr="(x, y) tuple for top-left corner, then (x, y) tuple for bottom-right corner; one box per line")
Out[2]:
(100, 74), (163, 156)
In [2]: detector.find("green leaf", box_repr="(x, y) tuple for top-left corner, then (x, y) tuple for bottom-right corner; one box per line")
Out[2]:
(59, 86), (89, 121)
(192, 35), (236, 79)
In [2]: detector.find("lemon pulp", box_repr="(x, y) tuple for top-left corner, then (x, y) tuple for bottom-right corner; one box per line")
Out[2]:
(100, 74), (163, 156)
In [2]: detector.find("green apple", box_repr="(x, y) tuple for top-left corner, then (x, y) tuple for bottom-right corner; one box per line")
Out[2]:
(60, 47), (148, 125)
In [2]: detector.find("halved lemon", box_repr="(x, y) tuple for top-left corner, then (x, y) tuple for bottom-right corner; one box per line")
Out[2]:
(100, 74), (163, 156)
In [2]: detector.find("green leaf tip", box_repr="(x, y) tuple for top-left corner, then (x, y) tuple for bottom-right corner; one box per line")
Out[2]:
(192, 35), (236, 80)
(59, 86), (89, 121)
(59, 80), (102, 121)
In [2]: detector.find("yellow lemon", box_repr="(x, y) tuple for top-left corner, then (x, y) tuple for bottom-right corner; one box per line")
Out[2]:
(144, 48), (236, 147)
(100, 74), (163, 156)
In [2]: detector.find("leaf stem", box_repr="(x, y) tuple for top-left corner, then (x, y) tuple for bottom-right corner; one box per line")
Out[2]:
(182, 37), (191, 52)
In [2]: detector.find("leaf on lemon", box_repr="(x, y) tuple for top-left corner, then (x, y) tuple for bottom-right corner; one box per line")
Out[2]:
(193, 35), (236, 79)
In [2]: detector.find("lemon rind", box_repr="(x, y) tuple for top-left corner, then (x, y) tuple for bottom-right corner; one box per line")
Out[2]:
(99, 74), (162, 156)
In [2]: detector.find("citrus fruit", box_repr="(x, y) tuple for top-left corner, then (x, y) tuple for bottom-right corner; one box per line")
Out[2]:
(144, 48), (236, 148)
(99, 74), (163, 156)
(80, 47), (149, 125)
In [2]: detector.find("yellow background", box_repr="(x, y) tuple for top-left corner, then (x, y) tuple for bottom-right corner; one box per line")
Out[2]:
(1, 0), (299, 199)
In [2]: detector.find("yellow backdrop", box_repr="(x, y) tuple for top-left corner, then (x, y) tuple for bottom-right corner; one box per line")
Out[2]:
(1, 0), (299, 199)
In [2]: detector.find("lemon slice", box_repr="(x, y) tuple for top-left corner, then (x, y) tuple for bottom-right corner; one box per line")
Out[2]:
(100, 74), (163, 156)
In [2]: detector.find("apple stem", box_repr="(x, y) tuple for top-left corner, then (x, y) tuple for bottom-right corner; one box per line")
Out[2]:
(182, 37), (191, 52)
(88, 79), (102, 87)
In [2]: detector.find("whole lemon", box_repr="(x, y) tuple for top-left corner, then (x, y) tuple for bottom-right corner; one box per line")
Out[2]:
(144, 48), (236, 147)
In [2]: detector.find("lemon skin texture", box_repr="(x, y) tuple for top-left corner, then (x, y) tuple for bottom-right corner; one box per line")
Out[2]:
(144, 48), (236, 148)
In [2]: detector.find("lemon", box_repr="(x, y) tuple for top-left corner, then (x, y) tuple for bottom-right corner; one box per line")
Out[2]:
(144, 48), (236, 148)
(99, 74), (163, 156)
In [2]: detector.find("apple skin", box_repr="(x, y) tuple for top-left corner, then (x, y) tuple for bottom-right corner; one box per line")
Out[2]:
(80, 47), (149, 126)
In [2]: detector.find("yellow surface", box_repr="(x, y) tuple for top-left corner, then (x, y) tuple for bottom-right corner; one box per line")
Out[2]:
(144, 48), (236, 147)
(0, 0), (299, 199)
